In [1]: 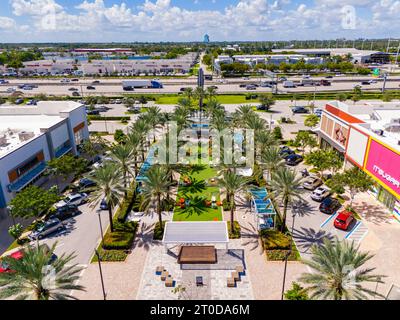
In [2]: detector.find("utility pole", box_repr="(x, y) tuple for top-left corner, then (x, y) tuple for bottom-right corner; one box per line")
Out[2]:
(281, 213), (297, 300)
(386, 38), (391, 53)
(395, 42), (400, 66)
(382, 73), (388, 93)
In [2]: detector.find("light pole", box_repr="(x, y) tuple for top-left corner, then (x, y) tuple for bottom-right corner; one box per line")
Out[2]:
(281, 212), (297, 300)
(95, 209), (106, 300)
(95, 249), (107, 300)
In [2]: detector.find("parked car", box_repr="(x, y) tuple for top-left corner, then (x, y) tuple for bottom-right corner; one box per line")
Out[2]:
(115, 99), (122, 104)
(314, 108), (323, 117)
(100, 199), (109, 211)
(68, 88), (78, 91)
(334, 210), (355, 231)
(26, 99), (37, 106)
(285, 154), (303, 166)
(95, 105), (110, 112)
(55, 193), (88, 208)
(72, 91), (81, 97)
(246, 85), (257, 90)
(279, 146), (295, 159)
(303, 177), (323, 190)
(86, 109), (100, 115)
(6, 88), (15, 93)
(49, 205), (81, 221)
(15, 99), (24, 105)
(311, 187), (331, 202)
(0, 251), (24, 273)
(79, 178), (96, 188)
(29, 218), (65, 240)
(319, 197), (341, 214)
(239, 84), (247, 88)
(292, 106), (309, 114)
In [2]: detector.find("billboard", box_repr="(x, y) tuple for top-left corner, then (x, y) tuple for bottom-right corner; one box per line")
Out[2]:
(365, 139), (400, 198)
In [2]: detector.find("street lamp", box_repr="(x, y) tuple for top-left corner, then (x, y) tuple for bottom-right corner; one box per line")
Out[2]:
(95, 209), (106, 300)
(281, 211), (297, 300)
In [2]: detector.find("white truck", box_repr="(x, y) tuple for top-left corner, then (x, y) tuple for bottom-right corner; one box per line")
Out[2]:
(283, 80), (296, 88)
(122, 80), (163, 90)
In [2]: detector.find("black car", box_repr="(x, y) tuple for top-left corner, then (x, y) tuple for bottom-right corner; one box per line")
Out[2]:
(87, 86), (96, 90)
(100, 199), (109, 211)
(292, 106), (309, 114)
(86, 109), (100, 115)
(285, 154), (303, 166)
(79, 178), (96, 189)
(319, 197), (341, 214)
(92, 80), (100, 84)
(279, 147), (295, 159)
(49, 205), (81, 221)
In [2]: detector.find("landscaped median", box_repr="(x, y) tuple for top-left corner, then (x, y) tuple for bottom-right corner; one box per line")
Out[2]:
(91, 187), (139, 263)
(260, 229), (300, 261)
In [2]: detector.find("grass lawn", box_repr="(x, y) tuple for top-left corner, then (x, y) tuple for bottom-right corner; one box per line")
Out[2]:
(173, 165), (223, 222)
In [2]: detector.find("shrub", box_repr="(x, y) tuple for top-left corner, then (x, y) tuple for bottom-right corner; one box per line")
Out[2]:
(227, 221), (241, 239)
(284, 282), (309, 300)
(273, 126), (283, 140)
(102, 222), (138, 250)
(265, 249), (298, 261)
(260, 229), (291, 250)
(153, 221), (166, 240)
(222, 199), (231, 212)
(93, 247), (128, 262)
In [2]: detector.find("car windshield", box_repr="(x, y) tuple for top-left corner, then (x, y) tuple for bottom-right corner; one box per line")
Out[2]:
(336, 219), (345, 224)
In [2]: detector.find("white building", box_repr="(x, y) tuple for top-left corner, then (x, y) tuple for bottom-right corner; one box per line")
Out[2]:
(20, 59), (76, 75)
(0, 101), (89, 209)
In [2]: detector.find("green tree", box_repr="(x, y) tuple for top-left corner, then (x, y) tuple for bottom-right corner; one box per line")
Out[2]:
(284, 282), (309, 300)
(260, 146), (285, 180)
(0, 243), (85, 300)
(270, 167), (304, 232)
(273, 126), (283, 140)
(382, 91), (393, 102)
(218, 171), (249, 234)
(304, 114), (320, 129)
(335, 167), (374, 206)
(140, 165), (173, 228)
(294, 131), (318, 155)
(258, 93), (276, 111)
(110, 144), (135, 192)
(299, 238), (385, 300)
(8, 223), (23, 243)
(8, 186), (60, 219)
(88, 163), (125, 233)
(336, 93), (348, 102)
(305, 149), (343, 177)
(47, 155), (88, 188)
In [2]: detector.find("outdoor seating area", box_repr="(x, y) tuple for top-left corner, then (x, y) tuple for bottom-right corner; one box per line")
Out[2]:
(227, 266), (246, 288)
(156, 266), (176, 288)
(178, 246), (217, 264)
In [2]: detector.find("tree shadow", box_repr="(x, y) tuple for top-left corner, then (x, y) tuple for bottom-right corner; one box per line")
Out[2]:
(174, 195), (210, 219)
(292, 227), (335, 255)
(180, 178), (207, 195)
(352, 201), (393, 225)
(291, 200), (315, 218)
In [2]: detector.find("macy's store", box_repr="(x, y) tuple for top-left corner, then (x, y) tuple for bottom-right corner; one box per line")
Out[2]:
(345, 125), (400, 221)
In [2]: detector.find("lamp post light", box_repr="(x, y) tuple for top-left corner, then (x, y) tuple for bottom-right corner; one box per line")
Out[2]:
(281, 211), (297, 300)
(95, 209), (106, 300)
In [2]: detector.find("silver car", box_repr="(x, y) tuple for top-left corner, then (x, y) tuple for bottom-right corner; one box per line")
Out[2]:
(311, 187), (331, 202)
(303, 177), (323, 190)
(29, 218), (65, 240)
(55, 193), (88, 208)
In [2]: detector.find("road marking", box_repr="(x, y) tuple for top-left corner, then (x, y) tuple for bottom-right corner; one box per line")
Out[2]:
(320, 212), (338, 228)
(345, 221), (362, 240)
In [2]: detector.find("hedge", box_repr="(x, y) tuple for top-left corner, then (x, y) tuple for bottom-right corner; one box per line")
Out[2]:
(153, 221), (166, 240)
(260, 229), (291, 250)
(92, 247), (128, 262)
(87, 116), (131, 121)
(227, 221), (241, 239)
(102, 221), (138, 250)
(265, 249), (299, 261)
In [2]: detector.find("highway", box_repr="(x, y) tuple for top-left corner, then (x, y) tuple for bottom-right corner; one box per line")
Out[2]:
(1, 75), (399, 97)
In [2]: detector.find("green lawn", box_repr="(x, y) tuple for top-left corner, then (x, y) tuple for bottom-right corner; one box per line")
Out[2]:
(173, 165), (223, 222)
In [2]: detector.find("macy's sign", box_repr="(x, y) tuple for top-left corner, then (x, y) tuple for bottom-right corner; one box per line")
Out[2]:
(373, 165), (400, 189)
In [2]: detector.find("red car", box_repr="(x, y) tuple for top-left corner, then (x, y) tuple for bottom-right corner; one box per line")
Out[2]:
(334, 210), (355, 231)
(0, 250), (24, 273)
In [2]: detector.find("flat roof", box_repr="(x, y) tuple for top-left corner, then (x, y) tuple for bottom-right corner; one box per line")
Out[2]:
(162, 221), (229, 244)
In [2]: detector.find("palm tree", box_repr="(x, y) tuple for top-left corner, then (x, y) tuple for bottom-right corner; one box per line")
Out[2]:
(145, 106), (164, 142)
(126, 131), (142, 176)
(256, 131), (278, 160)
(233, 105), (255, 127)
(110, 144), (135, 192)
(206, 86), (217, 102)
(299, 238), (385, 300)
(131, 119), (150, 162)
(140, 165), (173, 228)
(260, 146), (285, 180)
(0, 243), (85, 300)
(88, 163), (125, 233)
(269, 167), (304, 232)
(218, 171), (249, 234)
(194, 86), (206, 111)
(183, 87), (194, 105)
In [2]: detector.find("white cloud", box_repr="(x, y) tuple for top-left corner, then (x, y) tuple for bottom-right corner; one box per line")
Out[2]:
(0, 17), (16, 30)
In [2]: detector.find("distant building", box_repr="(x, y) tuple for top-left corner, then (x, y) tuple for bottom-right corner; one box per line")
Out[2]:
(0, 101), (89, 209)
(204, 34), (210, 44)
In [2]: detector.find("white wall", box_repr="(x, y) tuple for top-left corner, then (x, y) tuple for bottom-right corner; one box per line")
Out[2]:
(346, 127), (369, 167)
(50, 123), (69, 150)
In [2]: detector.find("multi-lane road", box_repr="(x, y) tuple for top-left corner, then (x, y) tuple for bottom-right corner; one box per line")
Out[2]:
(1, 75), (400, 97)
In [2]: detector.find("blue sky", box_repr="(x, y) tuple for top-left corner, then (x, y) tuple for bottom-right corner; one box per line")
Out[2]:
(0, 0), (397, 43)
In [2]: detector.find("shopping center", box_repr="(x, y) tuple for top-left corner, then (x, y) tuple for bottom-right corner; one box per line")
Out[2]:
(316, 101), (400, 220)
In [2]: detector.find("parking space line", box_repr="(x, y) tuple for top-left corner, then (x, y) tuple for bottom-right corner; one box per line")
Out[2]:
(345, 221), (362, 240)
(320, 212), (338, 228)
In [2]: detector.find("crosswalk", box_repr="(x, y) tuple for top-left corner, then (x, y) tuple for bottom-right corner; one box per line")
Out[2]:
(345, 221), (369, 245)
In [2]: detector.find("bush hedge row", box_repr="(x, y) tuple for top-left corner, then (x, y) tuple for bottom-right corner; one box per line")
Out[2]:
(227, 221), (241, 239)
